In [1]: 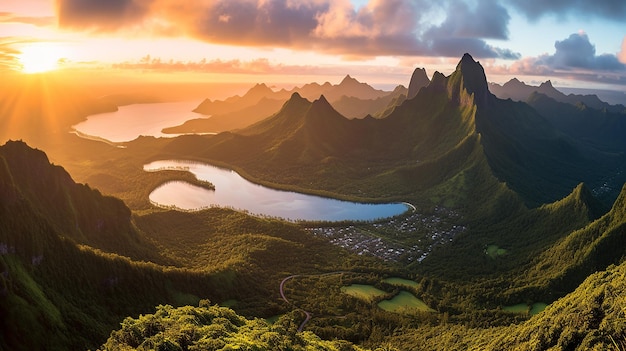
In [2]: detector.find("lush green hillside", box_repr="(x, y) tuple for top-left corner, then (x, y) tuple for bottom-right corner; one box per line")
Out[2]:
(0, 140), (396, 349)
(388, 255), (626, 351)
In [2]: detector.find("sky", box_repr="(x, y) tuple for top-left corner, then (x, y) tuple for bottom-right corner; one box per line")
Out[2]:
(1, 0), (626, 91)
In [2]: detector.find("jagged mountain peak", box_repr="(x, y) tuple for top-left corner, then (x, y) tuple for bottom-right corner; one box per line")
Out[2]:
(450, 53), (492, 106)
(246, 83), (274, 95)
(503, 77), (524, 87)
(311, 94), (332, 109)
(540, 80), (554, 88)
(281, 92), (310, 111)
(340, 74), (359, 85)
(408, 67), (430, 99)
(305, 94), (344, 122)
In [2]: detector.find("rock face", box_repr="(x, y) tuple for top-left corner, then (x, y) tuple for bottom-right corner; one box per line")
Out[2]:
(452, 53), (493, 107)
(407, 67), (430, 99)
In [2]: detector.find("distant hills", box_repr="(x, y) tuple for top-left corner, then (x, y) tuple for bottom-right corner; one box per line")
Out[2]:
(490, 78), (626, 113)
(162, 75), (408, 135)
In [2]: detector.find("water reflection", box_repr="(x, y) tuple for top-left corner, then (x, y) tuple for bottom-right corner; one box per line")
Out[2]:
(145, 160), (409, 222)
(73, 101), (206, 143)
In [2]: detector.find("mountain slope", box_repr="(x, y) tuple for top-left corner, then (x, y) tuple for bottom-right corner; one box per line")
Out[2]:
(0, 141), (219, 350)
(0, 140), (156, 259)
(174, 77), (397, 134)
(331, 84), (407, 119)
(391, 250), (626, 350)
(407, 67), (430, 99)
(518, 183), (626, 296)
(527, 91), (626, 151)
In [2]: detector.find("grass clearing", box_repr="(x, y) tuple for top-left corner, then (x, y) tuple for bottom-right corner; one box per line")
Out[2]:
(341, 284), (387, 302)
(485, 244), (508, 259)
(503, 302), (548, 315)
(377, 291), (435, 313)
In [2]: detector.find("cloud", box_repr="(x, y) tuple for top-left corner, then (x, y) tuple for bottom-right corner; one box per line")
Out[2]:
(110, 55), (411, 77)
(426, 0), (510, 40)
(0, 38), (22, 72)
(0, 12), (56, 26)
(429, 38), (520, 60)
(490, 33), (626, 86)
(538, 32), (625, 71)
(54, 0), (518, 59)
(56, 0), (150, 30)
(505, 0), (626, 21)
(619, 36), (626, 64)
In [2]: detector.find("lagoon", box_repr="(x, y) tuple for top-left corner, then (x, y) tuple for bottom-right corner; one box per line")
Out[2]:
(73, 101), (207, 143)
(144, 160), (409, 222)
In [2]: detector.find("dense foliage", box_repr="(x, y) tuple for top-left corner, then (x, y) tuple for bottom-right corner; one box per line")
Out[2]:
(100, 302), (369, 351)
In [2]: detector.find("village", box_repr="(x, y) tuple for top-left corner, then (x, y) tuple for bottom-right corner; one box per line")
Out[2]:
(306, 206), (466, 264)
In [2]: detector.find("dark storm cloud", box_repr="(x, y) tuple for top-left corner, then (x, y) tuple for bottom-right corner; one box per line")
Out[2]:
(53, 0), (518, 59)
(424, 0), (519, 59)
(505, 0), (626, 21)
(55, 0), (150, 30)
(430, 37), (520, 59)
(499, 33), (626, 86)
(191, 0), (327, 46)
(539, 33), (625, 71)
(428, 0), (511, 40)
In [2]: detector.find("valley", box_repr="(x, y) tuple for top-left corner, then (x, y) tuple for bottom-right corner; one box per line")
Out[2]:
(1, 53), (626, 350)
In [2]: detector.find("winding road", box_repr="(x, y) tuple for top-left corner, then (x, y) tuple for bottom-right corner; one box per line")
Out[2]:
(279, 271), (353, 332)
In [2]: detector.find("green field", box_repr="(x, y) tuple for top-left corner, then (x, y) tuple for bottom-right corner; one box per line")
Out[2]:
(503, 302), (548, 315)
(340, 284), (387, 302)
(485, 244), (508, 259)
(377, 291), (435, 313)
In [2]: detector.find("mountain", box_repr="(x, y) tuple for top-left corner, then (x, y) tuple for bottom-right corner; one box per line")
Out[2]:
(193, 77), (390, 117)
(490, 78), (626, 113)
(392, 242), (626, 350)
(179, 76), (398, 134)
(527, 91), (626, 152)
(0, 141), (218, 350)
(0, 140), (156, 259)
(516, 183), (626, 296)
(330, 84), (407, 119)
(407, 67), (430, 99)
(488, 78), (561, 101)
(193, 83), (285, 116)
(163, 97), (286, 134)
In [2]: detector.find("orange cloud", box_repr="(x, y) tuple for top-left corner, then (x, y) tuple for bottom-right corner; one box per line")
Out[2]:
(619, 36), (626, 64)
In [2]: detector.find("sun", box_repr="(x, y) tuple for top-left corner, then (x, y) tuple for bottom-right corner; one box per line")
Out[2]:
(18, 43), (65, 74)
